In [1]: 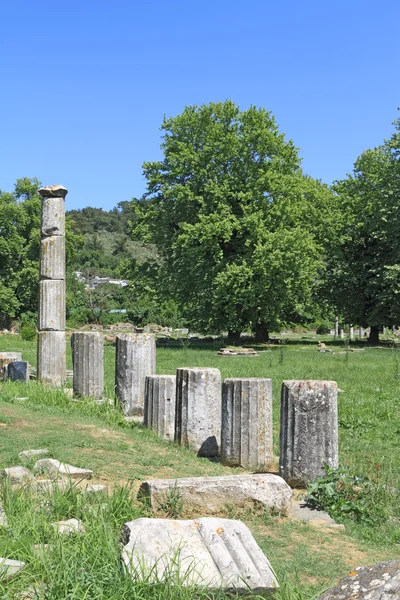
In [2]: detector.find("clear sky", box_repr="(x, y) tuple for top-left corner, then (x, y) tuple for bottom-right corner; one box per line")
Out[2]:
(1, 0), (399, 211)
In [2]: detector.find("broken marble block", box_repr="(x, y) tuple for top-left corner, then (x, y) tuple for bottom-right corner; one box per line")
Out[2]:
(35, 458), (93, 480)
(138, 473), (292, 514)
(316, 561), (400, 599)
(18, 449), (50, 464)
(0, 558), (25, 581)
(52, 518), (84, 535)
(121, 517), (279, 595)
(1, 466), (34, 487)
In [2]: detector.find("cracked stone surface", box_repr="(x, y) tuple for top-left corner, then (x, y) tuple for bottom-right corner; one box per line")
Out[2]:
(316, 561), (400, 599)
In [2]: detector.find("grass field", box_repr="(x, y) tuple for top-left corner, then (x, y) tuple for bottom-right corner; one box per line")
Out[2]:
(0, 334), (400, 598)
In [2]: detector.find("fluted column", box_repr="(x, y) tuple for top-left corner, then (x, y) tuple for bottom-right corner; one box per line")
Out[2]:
(279, 380), (338, 486)
(37, 185), (67, 386)
(144, 375), (176, 441)
(221, 378), (273, 469)
(175, 368), (222, 458)
(115, 334), (156, 415)
(71, 332), (104, 399)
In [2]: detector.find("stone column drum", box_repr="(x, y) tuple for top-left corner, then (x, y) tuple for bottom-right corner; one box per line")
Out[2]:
(37, 185), (67, 387)
(144, 375), (176, 441)
(175, 368), (222, 458)
(349, 325), (354, 341)
(279, 380), (338, 486)
(71, 332), (104, 399)
(221, 378), (273, 469)
(115, 334), (156, 416)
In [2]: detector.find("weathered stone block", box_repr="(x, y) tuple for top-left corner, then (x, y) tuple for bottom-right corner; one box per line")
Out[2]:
(41, 196), (65, 237)
(40, 236), (65, 280)
(0, 558), (25, 581)
(0, 505), (8, 528)
(221, 378), (273, 469)
(1, 466), (34, 486)
(35, 458), (93, 480)
(121, 517), (279, 594)
(144, 375), (176, 441)
(279, 380), (338, 486)
(52, 518), (84, 535)
(0, 352), (22, 379)
(316, 561), (400, 599)
(138, 473), (292, 513)
(5, 361), (29, 383)
(18, 449), (50, 464)
(39, 280), (66, 330)
(37, 331), (66, 386)
(175, 367), (222, 457)
(71, 332), (104, 399)
(115, 333), (156, 415)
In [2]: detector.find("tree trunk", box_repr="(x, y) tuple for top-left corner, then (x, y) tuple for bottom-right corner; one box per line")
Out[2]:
(255, 322), (269, 343)
(368, 325), (379, 344)
(227, 330), (241, 346)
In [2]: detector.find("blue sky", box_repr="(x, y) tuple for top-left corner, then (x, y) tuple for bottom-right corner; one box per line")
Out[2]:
(1, 0), (399, 210)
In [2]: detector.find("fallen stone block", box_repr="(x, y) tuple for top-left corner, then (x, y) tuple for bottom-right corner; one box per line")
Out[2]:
(52, 518), (84, 535)
(1, 466), (34, 486)
(0, 558), (25, 581)
(316, 560), (400, 599)
(288, 501), (344, 530)
(18, 449), (50, 464)
(0, 505), (8, 528)
(35, 479), (69, 494)
(82, 484), (107, 495)
(35, 458), (93, 480)
(138, 473), (292, 513)
(121, 517), (279, 594)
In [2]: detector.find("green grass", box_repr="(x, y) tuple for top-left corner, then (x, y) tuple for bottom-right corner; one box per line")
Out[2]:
(0, 334), (400, 598)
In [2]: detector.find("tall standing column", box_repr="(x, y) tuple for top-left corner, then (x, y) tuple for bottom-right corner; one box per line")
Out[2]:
(349, 325), (354, 341)
(221, 378), (273, 469)
(71, 332), (104, 399)
(334, 316), (339, 337)
(37, 185), (67, 387)
(115, 334), (156, 416)
(175, 368), (222, 458)
(279, 380), (338, 486)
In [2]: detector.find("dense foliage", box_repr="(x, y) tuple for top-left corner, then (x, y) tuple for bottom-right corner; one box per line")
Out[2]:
(133, 101), (336, 339)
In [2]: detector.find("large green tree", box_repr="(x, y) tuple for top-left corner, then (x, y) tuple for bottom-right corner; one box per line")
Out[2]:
(133, 101), (335, 340)
(325, 117), (400, 343)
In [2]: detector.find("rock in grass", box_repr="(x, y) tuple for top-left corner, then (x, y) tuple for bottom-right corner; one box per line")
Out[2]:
(138, 473), (292, 514)
(0, 505), (8, 528)
(0, 558), (25, 581)
(1, 466), (34, 486)
(121, 517), (279, 595)
(316, 561), (400, 599)
(52, 518), (84, 535)
(82, 484), (107, 495)
(18, 449), (50, 464)
(35, 479), (69, 494)
(35, 458), (93, 480)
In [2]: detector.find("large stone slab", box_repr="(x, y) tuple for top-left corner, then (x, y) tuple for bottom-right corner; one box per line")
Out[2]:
(0, 558), (25, 581)
(121, 517), (279, 595)
(279, 380), (338, 486)
(175, 367), (222, 458)
(115, 333), (156, 415)
(35, 458), (93, 480)
(316, 561), (400, 599)
(144, 374), (176, 441)
(138, 474), (292, 513)
(221, 378), (273, 469)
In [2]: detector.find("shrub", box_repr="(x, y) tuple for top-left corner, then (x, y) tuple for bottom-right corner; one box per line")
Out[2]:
(20, 323), (36, 341)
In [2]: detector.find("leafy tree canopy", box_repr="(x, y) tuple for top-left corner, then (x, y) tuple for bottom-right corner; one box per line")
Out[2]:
(133, 100), (336, 337)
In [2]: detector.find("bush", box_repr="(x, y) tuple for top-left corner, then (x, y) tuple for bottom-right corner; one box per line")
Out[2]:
(20, 324), (36, 341)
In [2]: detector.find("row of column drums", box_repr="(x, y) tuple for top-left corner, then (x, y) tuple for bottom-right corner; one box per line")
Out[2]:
(71, 332), (339, 487)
